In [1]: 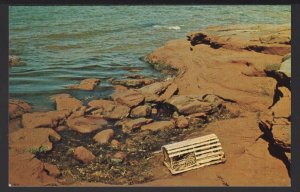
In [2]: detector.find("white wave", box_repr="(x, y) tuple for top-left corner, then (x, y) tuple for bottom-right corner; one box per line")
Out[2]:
(153, 25), (181, 30)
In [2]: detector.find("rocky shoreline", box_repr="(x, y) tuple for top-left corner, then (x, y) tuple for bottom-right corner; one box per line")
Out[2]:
(9, 24), (291, 186)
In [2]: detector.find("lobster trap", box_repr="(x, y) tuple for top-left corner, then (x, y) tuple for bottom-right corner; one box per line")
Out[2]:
(162, 133), (226, 174)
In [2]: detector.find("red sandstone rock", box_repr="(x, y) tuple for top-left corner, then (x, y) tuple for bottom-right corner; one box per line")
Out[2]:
(88, 99), (130, 119)
(93, 129), (114, 144)
(166, 95), (212, 115)
(111, 89), (144, 107)
(141, 121), (175, 131)
(73, 146), (95, 164)
(43, 163), (61, 177)
(138, 81), (171, 102)
(130, 105), (151, 118)
(114, 85), (128, 92)
(66, 116), (108, 134)
(145, 25), (288, 111)
(157, 83), (178, 102)
(9, 128), (61, 153)
(176, 115), (189, 128)
(9, 151), (57, 186)
(51, 94), (83, 111)
(22, 110), (71, 129)
(117, 118), (153, 133)
(9, 99), (32, 119)
(67, 78), (101, 91)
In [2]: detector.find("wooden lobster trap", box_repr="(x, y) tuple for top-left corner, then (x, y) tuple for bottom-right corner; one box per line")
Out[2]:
(162, 133), (226, 174)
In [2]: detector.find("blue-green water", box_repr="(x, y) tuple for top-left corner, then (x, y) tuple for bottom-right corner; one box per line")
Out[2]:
(9, 6), (290, 110)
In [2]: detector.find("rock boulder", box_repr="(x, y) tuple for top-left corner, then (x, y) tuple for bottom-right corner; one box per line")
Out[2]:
(166, 95), (213, 115)
(73, 146), (95, 164)
(93, 129), (114, 144)
(67, 78), (100, 91)
(111, 89), (144, 107)
(66, 116), (108, 133)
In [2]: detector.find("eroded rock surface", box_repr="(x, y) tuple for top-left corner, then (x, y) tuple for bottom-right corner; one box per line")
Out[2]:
(145, 24), (290, 112)
(259, 86), (291, 152)
(187, 24), (290, 55)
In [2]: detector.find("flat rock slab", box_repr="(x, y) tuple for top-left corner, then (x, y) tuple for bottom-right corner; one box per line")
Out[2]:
(22, 110), (71, 129)
(111, 89), (144, 108)
(187, 24), (291, 56)
(93, 129), (114, 144)
(141, 121), (175, 131)
(9, 99), (32, 119)
(166, 95), (213, 115)
(9, 128), (61, 153)
(117, 118), (153, 133)
(51, 94), (83, 111)
(88, 99), (130, 119)
(73, 146), (95, 164)
(67, 78), (100, 91)
(67, 116), (108, 134)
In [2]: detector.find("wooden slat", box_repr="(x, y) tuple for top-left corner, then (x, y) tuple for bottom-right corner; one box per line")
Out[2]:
(163, 134), (217, 150)
(194, 146), (223, 156)
(196, 151), (224, 160)
(197, 154), (224, 164)
(169, 142), (221, 157)
(169, 159), (225, 174)
(167, 138), (219, 154)
(196, 159), (225, 168)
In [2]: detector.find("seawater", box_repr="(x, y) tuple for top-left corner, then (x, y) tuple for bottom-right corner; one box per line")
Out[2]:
(9, 5), (291, 110)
